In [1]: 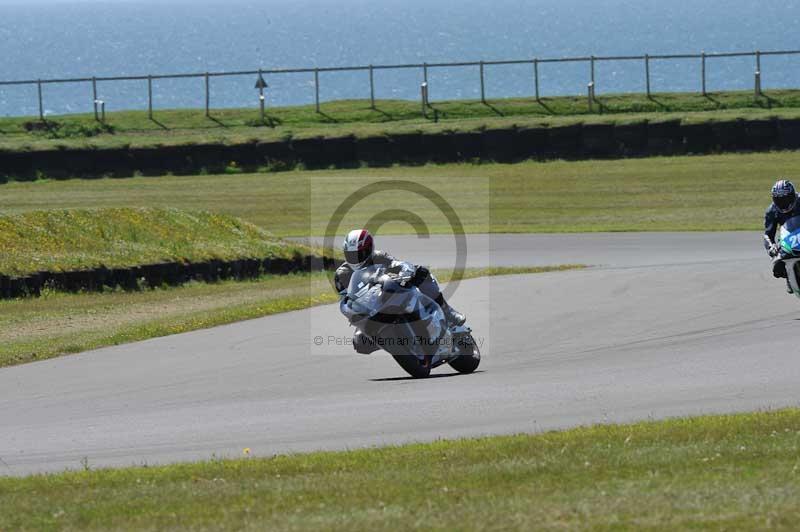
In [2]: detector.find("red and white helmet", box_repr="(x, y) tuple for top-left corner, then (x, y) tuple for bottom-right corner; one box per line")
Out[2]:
(343, 229), (374, 268)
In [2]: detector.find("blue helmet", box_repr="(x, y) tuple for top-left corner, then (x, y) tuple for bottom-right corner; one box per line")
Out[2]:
(772, 179), (797, 213)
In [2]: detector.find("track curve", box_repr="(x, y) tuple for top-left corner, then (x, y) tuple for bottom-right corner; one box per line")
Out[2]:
(2, 232), (799, 476)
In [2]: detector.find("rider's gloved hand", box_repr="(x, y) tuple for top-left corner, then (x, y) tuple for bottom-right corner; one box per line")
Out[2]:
(410, 266), (430, 287)
(769, 243), (780, 257)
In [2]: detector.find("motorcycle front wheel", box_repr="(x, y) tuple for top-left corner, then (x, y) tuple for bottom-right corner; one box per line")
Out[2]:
(391, 354), (432, 379)
(449, 334), (481, 374)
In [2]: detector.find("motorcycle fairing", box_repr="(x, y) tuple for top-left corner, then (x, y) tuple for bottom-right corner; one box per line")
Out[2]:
(345, 264), (450, 362)
(780, 215), (800, 257)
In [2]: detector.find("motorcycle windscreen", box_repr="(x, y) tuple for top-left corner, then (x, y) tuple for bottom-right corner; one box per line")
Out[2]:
(346, 264), (380, 297)
(346, 264), (383, 317)
(781, 215), (800, 255)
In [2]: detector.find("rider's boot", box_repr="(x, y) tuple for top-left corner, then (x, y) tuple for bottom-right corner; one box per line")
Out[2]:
(774, 259), (793, 293)
(436, 295), (466, 327)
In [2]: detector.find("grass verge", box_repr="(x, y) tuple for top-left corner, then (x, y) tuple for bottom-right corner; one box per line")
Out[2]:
(2, 89), (800, 151)
(0, 265), (583, 368)
(0, 207), (314, 277)
(0, 151), (786, 234)
(1, 408), (798, 530)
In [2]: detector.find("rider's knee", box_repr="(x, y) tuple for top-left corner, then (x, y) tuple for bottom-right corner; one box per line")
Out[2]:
(353, 331), (379, 354)
(417, 274), (441, 301)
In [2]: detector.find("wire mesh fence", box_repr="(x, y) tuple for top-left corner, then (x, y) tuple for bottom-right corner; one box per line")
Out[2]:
(2, 48), (799, 121)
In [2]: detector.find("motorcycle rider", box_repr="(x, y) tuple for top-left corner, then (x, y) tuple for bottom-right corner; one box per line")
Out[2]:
(764, 179), (800, 292)
(334, 229), (466, 354)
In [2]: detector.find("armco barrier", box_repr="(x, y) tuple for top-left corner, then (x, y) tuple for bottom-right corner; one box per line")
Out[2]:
(423, 133), (459, 163)
(389, 132), (427, 163)
(451, 131), (484, 161)
(321, 135), (358, 167)
(746, 119), (779, 151)
(646, 120), (682, 155)
(582, 124), (616, 157)
(482, 128), (518, 162)
(778, 119), (800, 149)
(3, 117), (800, 181)
(613, 122), (648, 155)
(356, 135), (394, 167)
(711, 120), (747, 151)
(546, 124), (583, 158)
(258, 140), (296, 168)
(0, 254), (336, 300)
(291, 137), (328, 168)
(514, 127), (548, 159)
(683, 122), (715, 154)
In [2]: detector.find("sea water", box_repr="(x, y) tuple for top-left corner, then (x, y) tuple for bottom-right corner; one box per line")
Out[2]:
(0, 0), (797, 116)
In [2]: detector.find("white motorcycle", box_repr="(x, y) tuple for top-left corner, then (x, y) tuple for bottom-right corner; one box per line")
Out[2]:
(341, 263), (480, 378)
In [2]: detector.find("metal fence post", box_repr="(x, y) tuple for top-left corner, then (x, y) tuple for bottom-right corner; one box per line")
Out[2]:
(92, 77), (98, 121)
(369, 65), (375, 109)
(205, 72), (210, 117)
(314, 68), (320, 113)
(588, 82), (594, 112)
(480, 61), (486, 103)
(37, 79), (44, 121)
(701, 52), (707, 95)
(755, 70), (762, 98)
(590, 55), (596, 86)
(421, 82), (428, 118)
(755, 50), (762, 97)
(645, 54), (651, 97)
(258, 68), (266, 124)
(147, 75), (153, 119)
(422, 62), (428, 101)
(534, 58), (540, 101)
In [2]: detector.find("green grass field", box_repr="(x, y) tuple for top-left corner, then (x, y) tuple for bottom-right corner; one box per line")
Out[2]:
(0, 151), (784, 235)
(2, 408), (798, 530)
(2, 89), (800, 151)
(0, 266), (580, 368)
(0, 208), (315, 277)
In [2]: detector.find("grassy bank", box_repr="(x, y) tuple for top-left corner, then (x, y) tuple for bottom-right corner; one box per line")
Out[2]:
(0, 208), (312, 277)
(0, 152), (784, 234)
(2, 408), (798, 530)
(2, 89), (800, 151)
(0, 266), (581, 368)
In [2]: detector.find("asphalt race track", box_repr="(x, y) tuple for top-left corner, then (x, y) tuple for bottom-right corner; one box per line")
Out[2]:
(2, 232), (800, 476)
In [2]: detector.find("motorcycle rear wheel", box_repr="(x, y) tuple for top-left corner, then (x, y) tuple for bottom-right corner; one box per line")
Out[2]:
(449, 334), (481, 374)
(391, 354), (432, 379)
